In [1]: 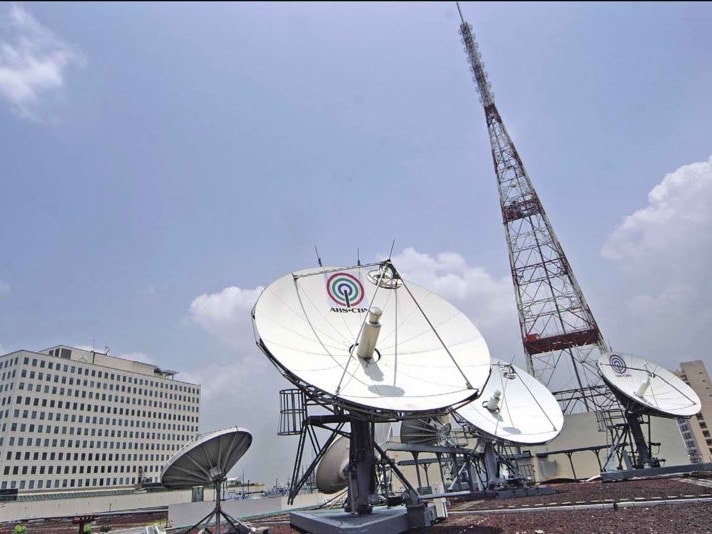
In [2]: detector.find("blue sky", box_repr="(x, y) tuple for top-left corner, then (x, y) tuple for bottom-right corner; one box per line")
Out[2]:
(1, 2), (711, 484)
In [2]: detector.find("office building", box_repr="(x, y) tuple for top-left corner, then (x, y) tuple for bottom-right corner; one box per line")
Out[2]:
(675, 360), (712, 463)
(0, 345), (200, 492)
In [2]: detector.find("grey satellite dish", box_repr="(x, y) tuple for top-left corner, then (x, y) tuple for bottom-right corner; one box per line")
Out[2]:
(597, 352), (700, 418)
(162, 427), (252, 488)
(315, 423), (393, 494)
(400, 415), (454, 447)
(252, 261), (492, 418)
(161, 427), (256, 533)
(455, 359), (564, 445)
(316, 435), (350, 494)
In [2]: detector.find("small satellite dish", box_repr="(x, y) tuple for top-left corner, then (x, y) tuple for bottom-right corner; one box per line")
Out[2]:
(455, 360), (564, 445)
(315, 435), (350, 494)
(161, 427), (252, 488)
(253, 261), (491, 417)
(597, 352), (700, 418)
(315, 423), (393, 494)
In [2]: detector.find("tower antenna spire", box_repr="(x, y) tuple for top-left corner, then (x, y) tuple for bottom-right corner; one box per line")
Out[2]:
(457, 11), (612, 414)
(456, 2), (465, 24)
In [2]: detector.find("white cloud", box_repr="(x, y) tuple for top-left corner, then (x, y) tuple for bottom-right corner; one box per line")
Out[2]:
(602, 155), (712, 266)
(188, 249), (520, 359)
(387, 248), (517, 335)
(601, 155), (712, 363)
(188, 285), (264, 350)
(177, 353), (296, 484)
(0, 4), (84, 119)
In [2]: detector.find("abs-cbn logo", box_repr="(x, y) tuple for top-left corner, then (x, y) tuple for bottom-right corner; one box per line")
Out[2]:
(609, 353), (628, 376)
(327, 272), (366, 312)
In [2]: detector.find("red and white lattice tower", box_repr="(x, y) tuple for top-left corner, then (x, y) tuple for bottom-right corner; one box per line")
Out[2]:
(457, 5), (613, 413)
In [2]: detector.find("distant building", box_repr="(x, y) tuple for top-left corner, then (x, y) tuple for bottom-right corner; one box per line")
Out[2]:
(675, 360), (712, 463)
(0, 345), (200, 493)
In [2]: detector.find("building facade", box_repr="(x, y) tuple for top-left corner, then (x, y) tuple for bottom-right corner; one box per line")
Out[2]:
(0, 345), (200, 492)
(675, 360), (712, 463)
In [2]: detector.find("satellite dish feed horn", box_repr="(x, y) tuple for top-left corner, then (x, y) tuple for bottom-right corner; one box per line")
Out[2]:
(635, 376), (651, 398)
(356, 307), (382, 360)
(484, 390), (502, 413)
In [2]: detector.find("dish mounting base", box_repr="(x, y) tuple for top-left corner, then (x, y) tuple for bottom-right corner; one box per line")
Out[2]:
(600, 462), (712, 482)
(290, 503), (436, 534)
(178, 479), (265, 534)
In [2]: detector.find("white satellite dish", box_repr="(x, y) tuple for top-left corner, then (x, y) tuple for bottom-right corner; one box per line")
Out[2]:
(161, 427), (252, 488)
(597, 352), (700, 418)
(455, 360), (564, 445)
(315, 423), (393, 494)
(253, 261), (492, 417)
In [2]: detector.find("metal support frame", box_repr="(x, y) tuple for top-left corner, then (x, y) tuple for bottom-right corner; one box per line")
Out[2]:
(601, 411), (661, 472)
(288, 414), (347, 504)
(390, 435), (532, 495)
(347, 420), (377, 515)
(180, 479), (257, 534)
(282, 395), (422, 513)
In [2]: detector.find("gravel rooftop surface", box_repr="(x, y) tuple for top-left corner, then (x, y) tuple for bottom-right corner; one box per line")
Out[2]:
(262, 477), (712, 533)
(4, 477), (712, 533)
(452, 477), (712, 511)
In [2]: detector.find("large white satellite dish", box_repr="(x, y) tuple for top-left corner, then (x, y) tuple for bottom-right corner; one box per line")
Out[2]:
(253, 261), (492, 417)
(455, 359), (563, 445)
(161, 427), (252, 488)
(597, 352), (700, 418)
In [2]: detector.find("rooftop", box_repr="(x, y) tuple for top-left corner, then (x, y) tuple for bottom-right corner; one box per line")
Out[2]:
(1, 345), (192, 384)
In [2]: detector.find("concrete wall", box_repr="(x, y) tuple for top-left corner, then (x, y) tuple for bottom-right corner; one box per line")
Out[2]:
(385, 411), (691, 490)
(167, 492), (327, 528)
(0, 488), (205, 523)
(528, 412), (690, 481)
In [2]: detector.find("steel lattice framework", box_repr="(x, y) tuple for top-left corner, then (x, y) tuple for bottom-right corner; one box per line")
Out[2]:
(457, 6), (613, 413)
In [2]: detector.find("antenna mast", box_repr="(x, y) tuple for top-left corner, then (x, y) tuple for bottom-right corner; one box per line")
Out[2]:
(457, 5), (612, 413)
